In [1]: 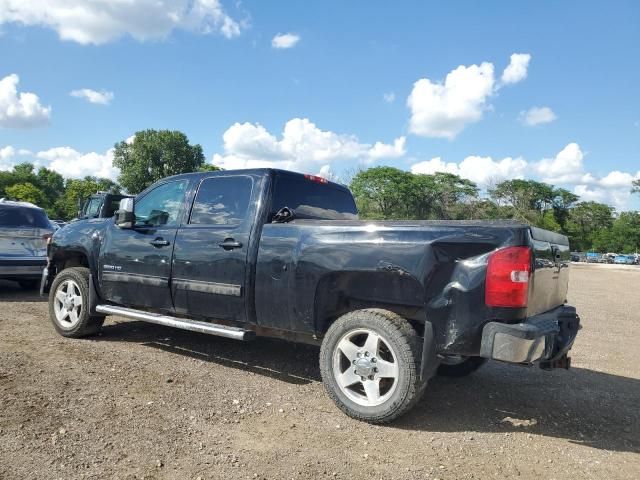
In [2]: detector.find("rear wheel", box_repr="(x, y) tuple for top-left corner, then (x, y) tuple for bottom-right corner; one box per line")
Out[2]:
(48, 267), (104, 338)
(437, 356), (487, 377)
(319, 309), (427, 423)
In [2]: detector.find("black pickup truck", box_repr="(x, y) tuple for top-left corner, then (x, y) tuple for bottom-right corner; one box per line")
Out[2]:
(43, 168), (580, 423)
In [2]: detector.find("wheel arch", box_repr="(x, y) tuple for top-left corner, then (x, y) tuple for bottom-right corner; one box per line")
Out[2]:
(51, 249), (91, 273)
(313, 271), (427, 336)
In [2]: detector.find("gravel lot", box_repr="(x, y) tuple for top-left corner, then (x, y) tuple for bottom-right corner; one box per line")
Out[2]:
(1, 263), (638, 479)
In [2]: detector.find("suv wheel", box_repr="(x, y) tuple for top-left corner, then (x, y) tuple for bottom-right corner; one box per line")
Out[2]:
(48, 267), (104, 338)
(319, 309), (427, 423)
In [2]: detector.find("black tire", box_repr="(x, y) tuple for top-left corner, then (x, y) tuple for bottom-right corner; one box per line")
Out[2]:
(18, 279), (39, 290)
(48, 267), (104, 338)
(437, 356), (487, 377)
(319, 309), (428, 423)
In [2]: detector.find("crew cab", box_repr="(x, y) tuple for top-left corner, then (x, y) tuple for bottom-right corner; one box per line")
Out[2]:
(43, 169), (580, 423)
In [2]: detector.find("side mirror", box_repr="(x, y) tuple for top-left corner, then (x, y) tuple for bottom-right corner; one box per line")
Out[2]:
(115, 197), (135, 228)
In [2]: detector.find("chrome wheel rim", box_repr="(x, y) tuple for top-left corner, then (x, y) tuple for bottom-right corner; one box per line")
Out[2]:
(332, 328), (399, 407)
(53, 280), (83, 329)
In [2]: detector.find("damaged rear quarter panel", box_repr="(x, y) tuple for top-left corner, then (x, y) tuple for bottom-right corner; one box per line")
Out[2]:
(255, 220), (528, 354)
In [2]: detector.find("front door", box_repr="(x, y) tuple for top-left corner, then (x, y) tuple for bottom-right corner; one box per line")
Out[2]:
(99, 179), (189, 310)
(171, 174), (254, 322)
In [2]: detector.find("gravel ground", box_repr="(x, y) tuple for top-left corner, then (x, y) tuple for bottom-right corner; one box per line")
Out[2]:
(0, 263), (638, 479)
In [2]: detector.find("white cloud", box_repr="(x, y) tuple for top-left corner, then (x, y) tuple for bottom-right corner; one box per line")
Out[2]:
(70, 88), (114, 105)
(411, 155), (527, 186)
(368, 137), (406, 161)
(410, 142), (640, 210)
(36, 147), (119, 180)
(0, 0), (244, 45)
(271, 33), (300, 49)
(406, 54), (532, 139)
(533, 142), (593, 184)
(501, 53), (531, 85)
(211, 118), (405, 172)
(599, 170), (639, 189)
(0, 144), (119, 180)
(0, 145), (14, 160)
(0, 74), (51, 128)
(520, 106), (556, 126)
(407, 62), (495, 139)
(383, 92), (396, 103)
(572, 185), (634, 212)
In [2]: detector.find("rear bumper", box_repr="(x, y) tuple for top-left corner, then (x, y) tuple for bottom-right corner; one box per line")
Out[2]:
(0, 258), (47, 278)
(480, 305), (580, 368)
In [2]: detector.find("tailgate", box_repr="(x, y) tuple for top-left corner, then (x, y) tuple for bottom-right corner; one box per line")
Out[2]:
(527, 226), (570, 316)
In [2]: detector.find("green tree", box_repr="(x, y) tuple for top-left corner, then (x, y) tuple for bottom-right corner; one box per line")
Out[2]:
(489, 179), (555, 221)
(113, 130), (205, 194)
(430, 172), (479, 219)
(551, 188), (579, 231)
(5, 182), (47, 205)
(592, 212), (640, 253)
(565, 201), (615, 251)
(350, 167), (414, 219)
(198, 164), (222, 172)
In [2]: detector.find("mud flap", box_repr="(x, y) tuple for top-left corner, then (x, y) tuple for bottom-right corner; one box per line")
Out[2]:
(420, 321), (439, 381)
(88, 274), (101, 315)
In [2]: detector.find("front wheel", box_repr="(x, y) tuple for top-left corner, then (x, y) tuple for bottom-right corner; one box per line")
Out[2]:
(319, 309), (427, 423)
(48, 267), (104, 338)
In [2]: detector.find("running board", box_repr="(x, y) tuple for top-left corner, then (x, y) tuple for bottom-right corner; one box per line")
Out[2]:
(95, 305), (255, 341)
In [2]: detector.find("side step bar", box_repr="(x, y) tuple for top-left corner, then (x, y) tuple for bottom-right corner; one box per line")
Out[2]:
(95, 304), (255, 341)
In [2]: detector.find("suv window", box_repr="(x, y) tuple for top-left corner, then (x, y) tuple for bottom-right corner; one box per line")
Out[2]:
(271, 173), (358, 220)
(135, 180), (188, 227)
(190, 176), (253, 225)
(0, 206), (51, 228)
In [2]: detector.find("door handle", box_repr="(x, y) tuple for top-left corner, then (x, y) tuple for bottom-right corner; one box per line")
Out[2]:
(218, 238), (243, 250)
(150, 238), (170, 247)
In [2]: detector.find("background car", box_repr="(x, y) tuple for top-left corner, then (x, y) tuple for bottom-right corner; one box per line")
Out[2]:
(0, 199), (54, 289)
(613, 254), (636, 265)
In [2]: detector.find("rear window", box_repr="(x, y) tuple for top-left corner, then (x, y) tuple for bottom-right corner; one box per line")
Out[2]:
(271, 173), (358, 220)
(0, 205), (51, 228)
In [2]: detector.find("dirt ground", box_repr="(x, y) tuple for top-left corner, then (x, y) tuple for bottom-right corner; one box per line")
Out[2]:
(0, 263), (638, 480)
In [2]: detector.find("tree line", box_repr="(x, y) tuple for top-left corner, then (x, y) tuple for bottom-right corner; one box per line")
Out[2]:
(350, 167), (640, 253)
(1, 129), (637, 253)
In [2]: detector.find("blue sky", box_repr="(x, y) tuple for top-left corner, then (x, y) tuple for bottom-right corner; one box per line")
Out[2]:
(0, 0), (639, 209)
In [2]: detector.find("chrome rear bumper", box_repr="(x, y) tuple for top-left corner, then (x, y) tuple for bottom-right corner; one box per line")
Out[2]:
(480, 305), (580, 366)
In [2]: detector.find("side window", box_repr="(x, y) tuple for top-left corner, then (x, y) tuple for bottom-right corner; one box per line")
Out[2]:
(135, 180), (188, 227)
(189, 176), (253, 225)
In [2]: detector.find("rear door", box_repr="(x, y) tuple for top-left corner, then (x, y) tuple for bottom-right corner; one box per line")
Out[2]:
(98, 179), (189, 309)
(527, 226), (571, 316)
(171, 174), (255, 322)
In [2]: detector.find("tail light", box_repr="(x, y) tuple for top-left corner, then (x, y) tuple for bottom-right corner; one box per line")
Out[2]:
(485, 246), (532, 308)
(42, 233), (53, 243)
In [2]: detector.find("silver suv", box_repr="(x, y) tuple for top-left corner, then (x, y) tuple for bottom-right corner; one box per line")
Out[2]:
(0, 199), (54, 289)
